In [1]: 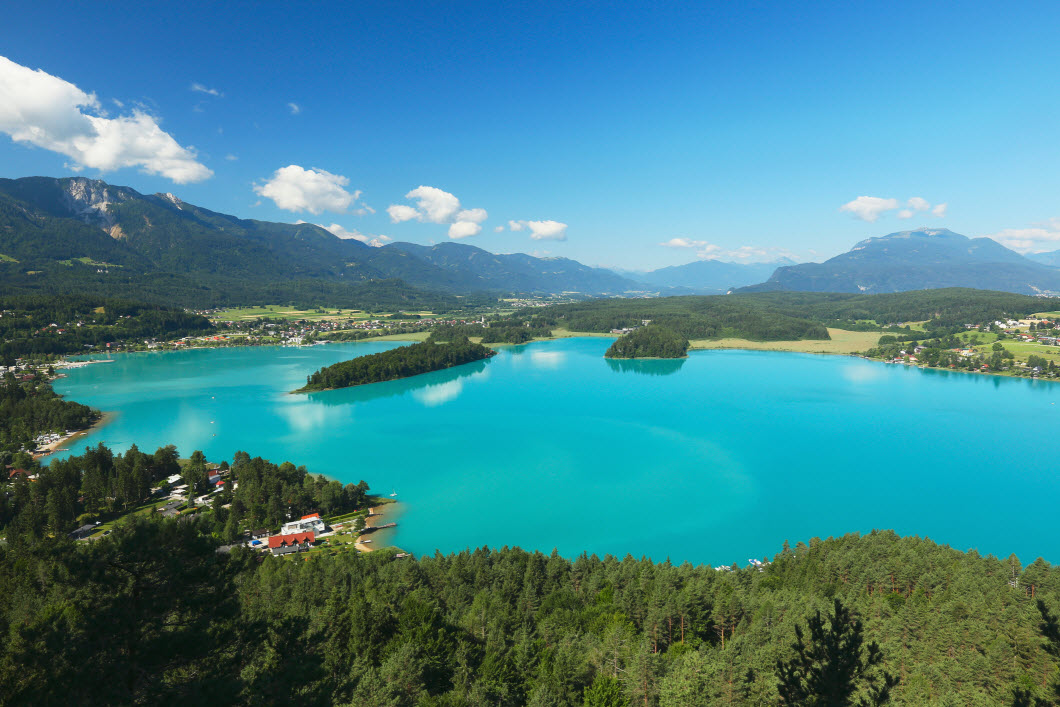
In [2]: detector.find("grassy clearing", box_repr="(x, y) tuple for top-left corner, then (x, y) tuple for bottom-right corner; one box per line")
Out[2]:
(208, 305), (440, 323)
(59, 256), (122, 268)
(551, 328), (615, 339)
(0, 253), (18, 263)
(83, 497), (170, 538)
(988, 340), (1060, 363)
(367, 331), (431, 342)
(210, 305), (373, 322)
(1035, 311), (1060, 319)
(688, 328), (882, 355)
(958, 331), (1000, 345)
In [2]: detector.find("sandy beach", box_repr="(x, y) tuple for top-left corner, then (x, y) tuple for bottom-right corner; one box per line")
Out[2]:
(353, 504), (402, 552)
(353, 506), (385, 552)
(32, 412), (113, 460)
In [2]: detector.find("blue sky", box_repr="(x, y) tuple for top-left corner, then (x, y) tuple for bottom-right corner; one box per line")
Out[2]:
(2, 1), (1060, 269)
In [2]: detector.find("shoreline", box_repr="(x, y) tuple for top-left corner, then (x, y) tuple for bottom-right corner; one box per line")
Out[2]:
(33, 411), (114, 460)
(354, 502), (401, 553)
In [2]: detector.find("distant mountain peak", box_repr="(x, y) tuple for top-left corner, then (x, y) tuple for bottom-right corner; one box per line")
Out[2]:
(62, 177), (137, 229)
(853, 227), (963, 249)
(156, 192), (184, 209)
(739, 226), (1060, 296)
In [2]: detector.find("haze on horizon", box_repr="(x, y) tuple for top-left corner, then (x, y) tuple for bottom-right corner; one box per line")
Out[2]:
(2, 1), (1059, 269)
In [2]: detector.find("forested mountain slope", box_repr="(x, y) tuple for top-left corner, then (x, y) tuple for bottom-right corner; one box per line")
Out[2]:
(0, 176), (642, 303)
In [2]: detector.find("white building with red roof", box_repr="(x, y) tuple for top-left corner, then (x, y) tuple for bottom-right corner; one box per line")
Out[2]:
(267, 531), (315, 555)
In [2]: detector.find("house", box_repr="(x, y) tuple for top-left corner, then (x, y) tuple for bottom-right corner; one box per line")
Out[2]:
(281, 512), (326, 535)
(69, 523), (97, 540)
(267, 531), (315, 555)
(251, 528), (270, 540)
(8, 468), (29, 480)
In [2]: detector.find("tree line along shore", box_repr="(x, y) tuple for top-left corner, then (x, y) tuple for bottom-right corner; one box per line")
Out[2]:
(2, 447), (1060, 706)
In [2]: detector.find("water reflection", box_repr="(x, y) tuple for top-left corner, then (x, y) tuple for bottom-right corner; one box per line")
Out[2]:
(303, 359), (490, 407)
(606, 357), (686, 376)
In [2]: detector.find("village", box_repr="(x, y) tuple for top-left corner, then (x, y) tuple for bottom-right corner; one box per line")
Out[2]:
(878, 315), (1060, 378)
(59, 460), (406, 559)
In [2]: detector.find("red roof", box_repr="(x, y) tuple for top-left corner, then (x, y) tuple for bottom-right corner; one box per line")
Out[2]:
(267, 531), (315, 549)
(300, 513), (321, 521)
(8, 468), (28, 479)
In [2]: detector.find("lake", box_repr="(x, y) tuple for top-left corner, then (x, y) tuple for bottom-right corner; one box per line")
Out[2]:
(51, 337), (1060, 566)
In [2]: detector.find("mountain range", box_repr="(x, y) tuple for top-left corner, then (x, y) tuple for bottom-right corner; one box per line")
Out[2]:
(3, 177), (1060, 304)
(738, 228), (1060, 296)
(623, 258), (798, 293)
(1028, 249), (1060, 268)
(0, 176), (644, 304)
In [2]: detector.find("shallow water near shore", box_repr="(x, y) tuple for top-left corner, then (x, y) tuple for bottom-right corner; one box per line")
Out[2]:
(51, 337), (1060, 565)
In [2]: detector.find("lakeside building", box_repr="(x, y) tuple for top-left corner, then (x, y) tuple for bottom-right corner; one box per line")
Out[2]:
(281, 512), (325, 535)
(267, 531), (315, 555)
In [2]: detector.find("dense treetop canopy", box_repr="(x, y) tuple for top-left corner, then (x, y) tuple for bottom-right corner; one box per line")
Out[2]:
(297, 338), (495, 392)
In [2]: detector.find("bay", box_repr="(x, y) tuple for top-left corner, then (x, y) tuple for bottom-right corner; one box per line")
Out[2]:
(51, 337), (1060, 566)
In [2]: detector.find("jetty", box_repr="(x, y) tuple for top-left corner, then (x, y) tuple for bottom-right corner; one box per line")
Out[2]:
(362, 522), (397, 533)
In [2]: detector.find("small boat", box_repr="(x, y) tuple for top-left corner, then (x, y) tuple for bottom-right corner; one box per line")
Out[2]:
(389, 490), (398, 497)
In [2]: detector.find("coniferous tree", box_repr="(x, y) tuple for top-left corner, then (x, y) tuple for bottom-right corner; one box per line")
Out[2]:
(775, 597), (898, 706)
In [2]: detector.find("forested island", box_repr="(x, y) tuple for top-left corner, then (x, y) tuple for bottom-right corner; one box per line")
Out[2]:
(296, 337), (496, 392)
(605, 324), (690, 358)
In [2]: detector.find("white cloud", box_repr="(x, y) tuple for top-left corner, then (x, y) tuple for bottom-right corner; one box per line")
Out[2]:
(353, 204), (376, 216)
(225, 153), (238, 161)
(658, 238), (800, 262)
(0, 55), (212, 183)
(509, 219), (568, 241)
(386, 204), (419, 222)
(456, 207), (488, 224)
(407, 186), (461, 223)
(839, 195), (947, 222)
(493, 225), (504, 233)
(984, 218), (1060, 253)
(659, 237), (708, 249)
(287, 102), (301, 115)
(448, 221), (482, 239)
(318, 222), (392, 247)
(254, 165), (359, 214)
(190, 82), (221, 97)
(387, 185), (489, 239)
(839, 196), (899, 222)
(526, 220), (568, 241)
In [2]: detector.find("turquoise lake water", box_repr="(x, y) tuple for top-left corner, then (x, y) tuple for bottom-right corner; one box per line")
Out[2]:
(51, 338), (1060, 566)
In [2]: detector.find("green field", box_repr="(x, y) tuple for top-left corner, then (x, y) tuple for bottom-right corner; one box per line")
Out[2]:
(1036, 310), (1060, 319)
(688, 328), (882, 355)
(986, 339), (1060, 363)
(0, 253), (18, 263)
(58, 257), (121, 268)
(210, 305), (438, 322)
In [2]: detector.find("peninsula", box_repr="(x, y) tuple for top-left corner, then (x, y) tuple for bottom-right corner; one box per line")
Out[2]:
(295, 337), (496, 392)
